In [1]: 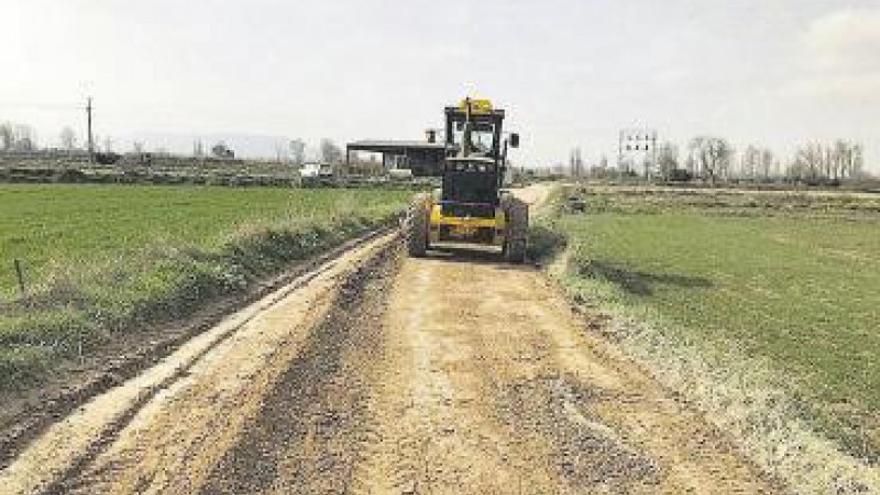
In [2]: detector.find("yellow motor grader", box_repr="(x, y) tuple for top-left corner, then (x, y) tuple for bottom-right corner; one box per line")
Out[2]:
(406, 97), (527, 262)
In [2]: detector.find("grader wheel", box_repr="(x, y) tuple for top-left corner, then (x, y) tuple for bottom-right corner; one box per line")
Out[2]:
(502, 196), (529, 263)
(405, 196), (429, 257)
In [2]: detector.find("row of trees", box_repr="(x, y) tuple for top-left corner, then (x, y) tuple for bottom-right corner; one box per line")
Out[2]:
(786, 141), (864, 182)
(285, 138), (344, 165)
(1, 122), (105, 153)
(1, 120), (350, 166)
(577, 137), (867, 183)
(568, 147), (586, 178)
(681, 137), (865, 183)
(185, 138), (344, 164)
(0, 122), (39, 151)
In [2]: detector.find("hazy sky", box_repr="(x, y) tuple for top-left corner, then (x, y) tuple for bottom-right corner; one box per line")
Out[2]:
(1, 0), (878, 169)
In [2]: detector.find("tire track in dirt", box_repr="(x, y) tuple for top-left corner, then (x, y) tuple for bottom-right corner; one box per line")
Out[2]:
(349, 253), (570, 494)
(0, 226), (396, 473)
(196, 242), (400, 494)
(346, 249), (778, 494)
(0, 232), (399, 495)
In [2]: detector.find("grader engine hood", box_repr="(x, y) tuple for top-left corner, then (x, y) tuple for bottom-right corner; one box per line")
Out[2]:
(442, 158), (500, 214)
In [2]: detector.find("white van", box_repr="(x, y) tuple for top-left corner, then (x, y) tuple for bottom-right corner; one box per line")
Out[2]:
(299, 163), (333, 179)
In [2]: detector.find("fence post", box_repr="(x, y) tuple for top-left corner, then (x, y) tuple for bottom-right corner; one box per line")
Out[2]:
(14, 258), (26, 297)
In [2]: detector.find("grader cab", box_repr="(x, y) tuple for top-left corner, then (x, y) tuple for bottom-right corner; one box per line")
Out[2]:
(406, 97), (528, 262)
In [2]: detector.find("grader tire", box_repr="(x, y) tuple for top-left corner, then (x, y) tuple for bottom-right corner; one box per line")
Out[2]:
(503, 196), (529, 263)
(406, 197), (429, 257)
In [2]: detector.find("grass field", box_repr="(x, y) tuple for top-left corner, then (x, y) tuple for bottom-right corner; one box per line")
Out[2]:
(0, 184), (410, 388)
(544, 186), (880, 461)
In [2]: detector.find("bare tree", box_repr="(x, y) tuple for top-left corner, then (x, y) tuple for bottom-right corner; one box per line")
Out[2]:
(823, 145), (834, 180)
(289, 139), (306, 166)
(717, 144), (733, 181)
(569, 147), (584, 177)
(740, 145), (761, 180)
(689, 136), (732, 184)
(211, 141), (234, 158)
(656, 142), (679, 180)
(274, 142), (287, 163)
(60, 126), (77, 150)
(320, 138), (343, 164)
(589, 154), (611, 178)
(760, 149), (775, 181)
(685, 153), (696, 175)
(852, 144), (864, 178)
(577, 148), (584, 177)
(791, 142), (825, 181)
(193, 139), (204, 157)
(12, 124), (37, 151)
(829, 140), (848, 180)
(787, 140), (859, 182)
(0, 123), (14, 150)
(133, 141), (145, 154)
(102, 136), (113, 153)
(641, 155), (652, 179)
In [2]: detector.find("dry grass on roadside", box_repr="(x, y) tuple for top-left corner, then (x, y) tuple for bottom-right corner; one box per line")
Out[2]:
(0, 185), (410, 391)
(537, 185), (880, 494)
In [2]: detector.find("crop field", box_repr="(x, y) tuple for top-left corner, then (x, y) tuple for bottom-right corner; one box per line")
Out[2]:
(546, 186), (880, 461)
(0, 184), (410, 388)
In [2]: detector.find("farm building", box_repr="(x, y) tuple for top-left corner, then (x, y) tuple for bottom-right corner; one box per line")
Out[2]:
(345, 140), (445, 177)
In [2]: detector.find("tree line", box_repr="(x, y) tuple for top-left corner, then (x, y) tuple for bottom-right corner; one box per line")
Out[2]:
(0, 118), (352, 166)
(571, 137), (867, 184)
(152, 137), (346, 165)
(1, 120), (115, 154)
(0, 122), (39, 151)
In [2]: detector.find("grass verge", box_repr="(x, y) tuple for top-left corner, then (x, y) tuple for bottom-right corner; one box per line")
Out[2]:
(532, 185), (880, 494)
(0, 184), (410, 390)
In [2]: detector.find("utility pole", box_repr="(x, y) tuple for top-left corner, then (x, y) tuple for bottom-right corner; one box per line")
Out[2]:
(86, 97), (94, 162)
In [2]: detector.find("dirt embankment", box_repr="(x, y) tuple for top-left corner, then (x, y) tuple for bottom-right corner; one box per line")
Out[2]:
(0, 184), (782, 494)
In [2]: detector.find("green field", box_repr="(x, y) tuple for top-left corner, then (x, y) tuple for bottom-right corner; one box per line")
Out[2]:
(0, 184), (410, 388)
(547, 187), (880, 459)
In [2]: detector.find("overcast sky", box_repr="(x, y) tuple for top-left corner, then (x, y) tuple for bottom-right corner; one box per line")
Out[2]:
(1, 0), (878, 169)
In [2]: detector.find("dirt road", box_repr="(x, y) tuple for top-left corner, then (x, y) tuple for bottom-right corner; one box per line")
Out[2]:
(0, 186), (779, 494)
